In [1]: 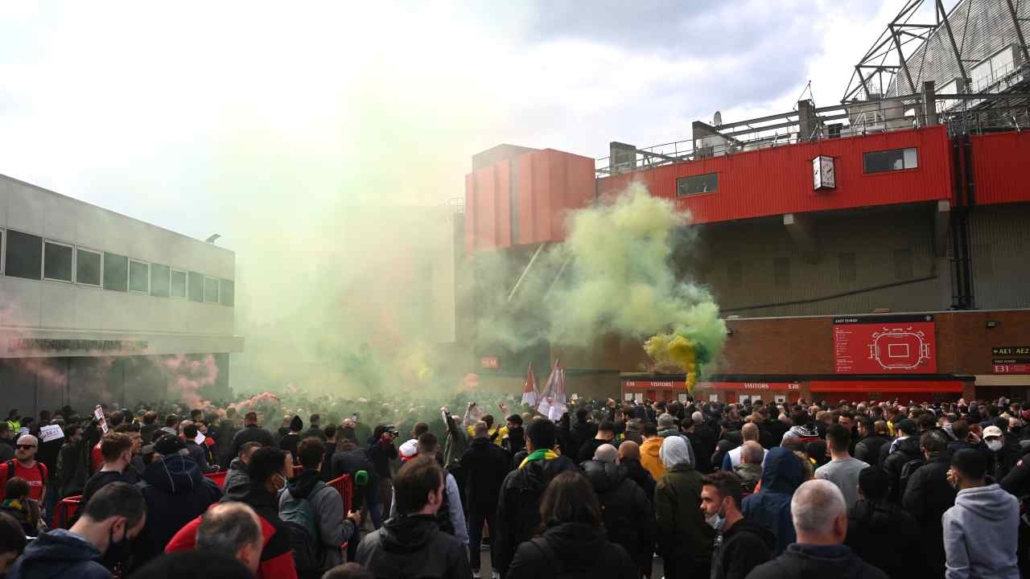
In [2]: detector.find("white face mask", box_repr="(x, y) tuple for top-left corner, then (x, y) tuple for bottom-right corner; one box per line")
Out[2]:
(705, 512), (725, 531)
(987, 439), (1003, 452)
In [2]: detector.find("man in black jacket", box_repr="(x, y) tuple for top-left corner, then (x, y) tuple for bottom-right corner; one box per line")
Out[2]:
(494, 418), (578, 578)
(228, 412), (276, 460)
(853, 418), (889, 466)
(356, 456), (472, 579)
(746, 479), (888, 579)
(576, 421), (616, 464)
(701, 470), (773, 579)
(881, 419), (921, 501)
(847, 467), (922, 579)
(566, 409), (596, 464)
(902, 431), (956, 579)
(617, 440), (656, 502)
(582, 444), (655, 578)
(460, 421), (511, 578)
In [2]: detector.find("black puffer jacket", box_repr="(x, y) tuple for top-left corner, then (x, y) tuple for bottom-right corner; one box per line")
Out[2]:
(494, 455), (579, 577)
(846, 499), (923, 578)
(711, 518), (775, 579)
(747, 544), (889, 579)
(881, 436), (922, 500)
(506, 522), (637, 579)
(581, 460), (656, 575)
(356, 514), (472, 579)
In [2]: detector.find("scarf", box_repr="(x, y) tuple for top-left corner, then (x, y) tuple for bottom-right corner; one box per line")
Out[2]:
(519, 449), (559, 469)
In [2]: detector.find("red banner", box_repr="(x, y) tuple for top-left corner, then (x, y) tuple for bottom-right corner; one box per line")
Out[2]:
(833, 315), (937, 374)
(809, 380), (963, 393)
(698, 382), (801, 391)
(622, 380), (683, 390)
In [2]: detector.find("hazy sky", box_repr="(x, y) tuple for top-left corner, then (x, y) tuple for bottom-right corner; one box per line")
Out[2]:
(0, 1), (905, 248)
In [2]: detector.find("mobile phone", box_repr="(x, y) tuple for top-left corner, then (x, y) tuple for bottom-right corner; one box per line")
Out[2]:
(350, 413), (359, 421)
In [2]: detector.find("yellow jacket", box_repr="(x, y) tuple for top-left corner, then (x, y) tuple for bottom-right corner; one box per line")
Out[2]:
(640, 437), (666, 481)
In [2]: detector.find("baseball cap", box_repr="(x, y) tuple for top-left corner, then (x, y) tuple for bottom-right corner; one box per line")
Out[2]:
(983, 425), (1004, 439)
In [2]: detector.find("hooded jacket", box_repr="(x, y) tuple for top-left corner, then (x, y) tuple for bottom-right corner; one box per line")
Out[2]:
(356, 514), (472, 579)
(654, 437), (713, 577)
(640, 437), (666, 481)
(8, 529), (109, 579)
(901, 452), (955, 577)
(223, 457), (251, 495)
(781, 425), (819, 443)
(881, 436), (922, 493)
(494, 452), (578, 577)
(581, 460), (656, 575)
(746, 544), (889, 579)
(711, 518), (775, 579)
(741, 447), (804, 556)
(280, 469), (354, 571)
(165, 482), (297, 579)
(854, 434), (889, 465)
(846, 499), (923, 578)
(505, 522), (636, 579)
(133, 453), (222, 567)
(942, 484), (1020, 579)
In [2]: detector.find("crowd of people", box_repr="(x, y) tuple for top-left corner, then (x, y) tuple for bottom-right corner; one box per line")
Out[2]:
(0, 394), (1028, 578)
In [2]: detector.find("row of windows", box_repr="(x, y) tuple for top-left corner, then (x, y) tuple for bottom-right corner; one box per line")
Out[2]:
(722, 249), (918, 289)
(0, 229), (234, 306)
(674, 147), (920, 197)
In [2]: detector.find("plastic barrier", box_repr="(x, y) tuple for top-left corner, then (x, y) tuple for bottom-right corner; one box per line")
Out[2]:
(53, 495), (82, 529)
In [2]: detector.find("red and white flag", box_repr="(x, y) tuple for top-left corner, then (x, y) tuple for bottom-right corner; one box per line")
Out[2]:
(521, 363), (538, 407)
(538, 359), (566, 416)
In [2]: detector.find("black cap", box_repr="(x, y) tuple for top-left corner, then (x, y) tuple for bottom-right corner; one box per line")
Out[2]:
(154, 434), (186, 456)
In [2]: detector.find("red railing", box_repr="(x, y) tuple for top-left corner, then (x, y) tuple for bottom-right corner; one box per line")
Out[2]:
(53, 495), (82, 529)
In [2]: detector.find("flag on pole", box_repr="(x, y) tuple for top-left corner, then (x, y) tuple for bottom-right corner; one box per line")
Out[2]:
(521, 363), (538, 407)
(537, 359), (567, 415)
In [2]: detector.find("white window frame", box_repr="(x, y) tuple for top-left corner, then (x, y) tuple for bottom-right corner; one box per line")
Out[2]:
(149, 263), (171, 298)
(128, 259), (150, 294)
(42, 239), (75, 284)
(204, 276), (220, 303)
(169, 268), (188, 299)
(74, 247), (103, 287)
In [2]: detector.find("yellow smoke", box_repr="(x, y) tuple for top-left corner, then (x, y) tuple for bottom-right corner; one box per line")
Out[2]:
(644, 333), (699, 393)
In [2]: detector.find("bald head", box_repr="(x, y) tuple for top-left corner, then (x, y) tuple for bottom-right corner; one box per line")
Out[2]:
(791, 479), (847, 544)
(197, 502), (263, 574)
(741, 423), (760, 442)
(618, 440), (640, 462)
(14, 434), (38, 462)
(16, 435), (37, 447)
(593, 444), (618, 463)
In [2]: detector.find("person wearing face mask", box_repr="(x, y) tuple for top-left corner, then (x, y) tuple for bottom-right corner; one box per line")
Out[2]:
(9, 482), (146, 579)
(131, 434), (222, 570)
(701, 471), (773, 579)
(166, 446), (298, 579)
(983, 424), (1021, 480)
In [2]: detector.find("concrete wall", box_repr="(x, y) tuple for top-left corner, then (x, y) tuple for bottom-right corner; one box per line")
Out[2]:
(0, 174), (235, 338)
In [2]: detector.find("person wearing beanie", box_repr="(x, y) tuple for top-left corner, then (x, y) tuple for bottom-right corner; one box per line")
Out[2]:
(942, 448), (1019, 579)
(278, 416), (304, 463)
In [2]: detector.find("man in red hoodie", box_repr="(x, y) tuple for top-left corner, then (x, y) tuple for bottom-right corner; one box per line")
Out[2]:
(166, 447), (297, 579)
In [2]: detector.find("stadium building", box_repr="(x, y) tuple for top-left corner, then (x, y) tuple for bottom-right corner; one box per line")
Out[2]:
(0, 174), (242, 415)
(463, 0), (1030, 404)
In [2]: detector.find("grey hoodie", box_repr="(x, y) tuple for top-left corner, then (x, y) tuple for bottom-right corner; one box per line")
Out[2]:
(942, 483), (1019, 579)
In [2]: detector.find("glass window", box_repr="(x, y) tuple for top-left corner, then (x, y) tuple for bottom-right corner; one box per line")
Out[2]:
(188, 271), (204, 302)
(170, 269), (187, 298)
(204, 277), (219, 302)
(893, 248), (914, 280)
(863, 148), (918, 173)
(151, 264), (170, 297)
(129, 260), (149, 293)
(103, 252), (128, 292)
(43, 241), (73, 282)
(774, 257), (790, 287)
(76, 249), (101, 286)
(676, 173), (718, 196)
(838, 252), (857, 284)
(5, 230), (42, 280)
(220, 279), (235, 307)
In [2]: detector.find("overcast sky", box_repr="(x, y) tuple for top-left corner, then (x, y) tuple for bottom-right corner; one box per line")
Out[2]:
(0, 1), (905, 248)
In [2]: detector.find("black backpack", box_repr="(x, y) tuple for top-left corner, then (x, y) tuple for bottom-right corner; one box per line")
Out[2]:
(896, 457), (926, 499)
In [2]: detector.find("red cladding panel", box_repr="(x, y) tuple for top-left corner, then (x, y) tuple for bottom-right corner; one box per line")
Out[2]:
(598, 126), (953, 223)
(971, 131), (1030, 205)
(468, 149), (594, 251)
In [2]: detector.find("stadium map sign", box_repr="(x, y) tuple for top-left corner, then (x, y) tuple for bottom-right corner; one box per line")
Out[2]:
(833, 315), (937, 374)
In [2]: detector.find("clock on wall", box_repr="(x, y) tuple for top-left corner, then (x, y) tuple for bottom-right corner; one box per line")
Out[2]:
(812, 155), (836, 191)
